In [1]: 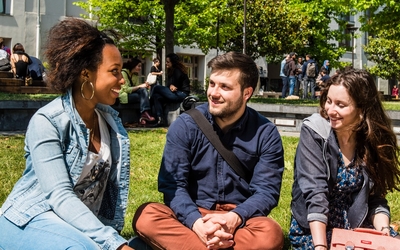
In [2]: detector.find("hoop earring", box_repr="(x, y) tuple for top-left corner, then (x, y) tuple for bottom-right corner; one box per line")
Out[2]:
(81, 80), (94, 100)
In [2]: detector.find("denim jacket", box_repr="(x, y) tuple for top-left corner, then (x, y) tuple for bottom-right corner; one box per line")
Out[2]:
(0, 89), (131, 250)
(291, 113), (390, 229)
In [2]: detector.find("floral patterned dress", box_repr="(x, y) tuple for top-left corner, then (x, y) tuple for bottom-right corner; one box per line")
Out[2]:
(289, 149), (398, 249)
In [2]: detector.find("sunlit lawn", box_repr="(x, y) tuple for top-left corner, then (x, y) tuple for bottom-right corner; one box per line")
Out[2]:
(1, 129), (400, 250)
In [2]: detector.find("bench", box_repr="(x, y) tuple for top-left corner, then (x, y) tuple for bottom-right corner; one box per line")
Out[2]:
(111, 95), (199, 126)
(111, 102), (141, 125)
(0, 71), (60, 94)
(112, 101), (187, 126)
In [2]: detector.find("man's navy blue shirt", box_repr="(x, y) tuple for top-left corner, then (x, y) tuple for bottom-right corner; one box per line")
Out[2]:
(158, 103), (284, 229)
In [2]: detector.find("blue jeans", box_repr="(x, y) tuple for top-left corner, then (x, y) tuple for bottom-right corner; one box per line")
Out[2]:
(128, 88), (151, 113)
(281, 76), (288, 98)
(151, 85), (187, 119)
(295, 76), (302, 96)
(289, 76), (296, 96)
(302, 77), (316, 99)
(0, 212), (100, 249)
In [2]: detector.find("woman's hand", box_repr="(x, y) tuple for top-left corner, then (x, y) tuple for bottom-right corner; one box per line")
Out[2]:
(138, 83), (149, 89)
(170, 84), (177, 92)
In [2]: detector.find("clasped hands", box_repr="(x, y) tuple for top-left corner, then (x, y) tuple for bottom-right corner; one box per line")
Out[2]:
(192, 212), (242, 249)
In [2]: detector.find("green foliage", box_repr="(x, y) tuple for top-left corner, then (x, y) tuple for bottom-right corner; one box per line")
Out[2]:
(355, 0), (400, 80)
(363, 38), (400, 80)
(73, 0), (353, 65)
(74, 0), (165, 56)
(174, 0), (239, 53)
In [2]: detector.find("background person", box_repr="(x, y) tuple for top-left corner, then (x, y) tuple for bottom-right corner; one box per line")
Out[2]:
(0, 37), (11, 56)
(150, 53), (190, 126)
(287, 52), (297, 97)
(320, 60), (331, 76)
(119, 57), (155, 126)
(301, 54), (318, 99)
(0, 40), (10, 71)
(150, 58), (163, 85)
(280, 54), (290, 98)
(294, 56), (304, 96)
(0, 18), (134, 250)
(10, 43), (32, 80)
(392, 85), (399, 99)
(133, 51), (285, 250)
(290, 68), (400, 249)
(28, 56), (46, 80)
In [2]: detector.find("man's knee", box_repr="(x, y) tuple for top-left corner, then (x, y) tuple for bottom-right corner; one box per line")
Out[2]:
(237, 217), (284, 250)
(132, 202), (156, 233)
(132, 202), (172, 233)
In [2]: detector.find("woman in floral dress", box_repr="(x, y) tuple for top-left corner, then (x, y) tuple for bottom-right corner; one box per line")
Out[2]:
(290, 68), (400, 249)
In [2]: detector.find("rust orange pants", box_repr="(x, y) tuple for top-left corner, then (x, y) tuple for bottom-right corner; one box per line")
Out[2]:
(133, 202), (284, 250)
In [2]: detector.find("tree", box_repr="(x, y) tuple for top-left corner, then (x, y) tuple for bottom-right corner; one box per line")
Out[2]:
(74, 0), (237, 58)
(163, 0), (179, 56)
(354, 0), (400, 82)
(216, 0), (354, 66)
(75, 0), (356, 68)
(75, 0), (165, 58)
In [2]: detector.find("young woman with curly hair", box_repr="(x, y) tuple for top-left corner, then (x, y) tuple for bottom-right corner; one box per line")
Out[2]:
(0, 18), (134, 250)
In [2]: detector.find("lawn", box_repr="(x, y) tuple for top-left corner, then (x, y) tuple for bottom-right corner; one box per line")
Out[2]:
(1, 129), (400, 249)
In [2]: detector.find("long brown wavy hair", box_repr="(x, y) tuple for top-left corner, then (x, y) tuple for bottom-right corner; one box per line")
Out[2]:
(319, 68), (400, 194)
(166, 53), (188, 76)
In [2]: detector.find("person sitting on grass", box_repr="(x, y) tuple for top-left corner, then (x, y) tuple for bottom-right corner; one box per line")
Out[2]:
(0, 18), (135, 250)
(290, 68), (400, 249)
(133, 51), (285, 250)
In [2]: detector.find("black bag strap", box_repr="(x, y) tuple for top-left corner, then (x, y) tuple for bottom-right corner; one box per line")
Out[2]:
(186, 108), (250, 182)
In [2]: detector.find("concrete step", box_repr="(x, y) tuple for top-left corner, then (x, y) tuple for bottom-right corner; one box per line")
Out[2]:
(0, 77), (59, 94)
(0, 71), (13, 78)
(0, 78), (24, 86)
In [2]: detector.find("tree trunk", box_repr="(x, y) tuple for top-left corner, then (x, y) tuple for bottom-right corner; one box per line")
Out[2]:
(163, 0), (179, 56)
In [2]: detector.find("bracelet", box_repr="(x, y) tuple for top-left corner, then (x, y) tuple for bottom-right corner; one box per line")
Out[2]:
(381, 226), (391, 231)
(314, 244), (327, 249)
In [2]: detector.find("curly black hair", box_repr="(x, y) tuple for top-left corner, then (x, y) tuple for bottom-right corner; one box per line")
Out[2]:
(44, 18), (115, 93)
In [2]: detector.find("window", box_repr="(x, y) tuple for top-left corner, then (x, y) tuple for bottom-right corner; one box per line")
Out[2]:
(180, 55), (199, 82)
(339, 15), (356, 51)
(0, 0), (5, 14)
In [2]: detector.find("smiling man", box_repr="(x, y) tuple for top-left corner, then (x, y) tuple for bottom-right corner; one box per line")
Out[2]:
(132, 52), (285, 250)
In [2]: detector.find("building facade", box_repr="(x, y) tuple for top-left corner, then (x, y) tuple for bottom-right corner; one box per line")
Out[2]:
(0, 0), (390, 94)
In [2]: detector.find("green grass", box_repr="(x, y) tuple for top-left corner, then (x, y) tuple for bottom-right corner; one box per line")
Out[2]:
(1, 130), (400, 250)
(0, 92), (61, 101)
